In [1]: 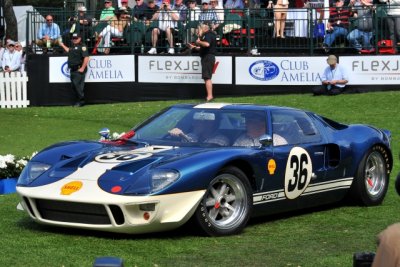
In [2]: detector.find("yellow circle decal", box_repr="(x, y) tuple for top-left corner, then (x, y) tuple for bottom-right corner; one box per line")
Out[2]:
(268, 159), (276, 175)
(61, 181), (83, 195)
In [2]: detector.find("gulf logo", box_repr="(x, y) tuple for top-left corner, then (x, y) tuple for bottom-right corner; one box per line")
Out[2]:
(248, 60), (279, 81)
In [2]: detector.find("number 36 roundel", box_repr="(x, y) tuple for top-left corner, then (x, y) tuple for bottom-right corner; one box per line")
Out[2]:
(284, 147), (313, 200)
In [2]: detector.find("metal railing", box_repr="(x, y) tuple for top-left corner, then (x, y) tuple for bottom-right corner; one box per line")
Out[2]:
(25, 5), (395, 55)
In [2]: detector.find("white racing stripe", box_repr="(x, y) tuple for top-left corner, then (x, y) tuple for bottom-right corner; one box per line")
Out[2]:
(194, 103), (230, 109)
(253, 177), (353, 205)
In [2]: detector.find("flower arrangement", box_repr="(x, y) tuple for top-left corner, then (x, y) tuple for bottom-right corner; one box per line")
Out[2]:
(0, 153), (36, 179)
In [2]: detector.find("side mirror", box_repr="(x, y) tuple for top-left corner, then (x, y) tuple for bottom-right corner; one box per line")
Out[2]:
(259, 134), (273, 147)
(99, 127), (110, 140)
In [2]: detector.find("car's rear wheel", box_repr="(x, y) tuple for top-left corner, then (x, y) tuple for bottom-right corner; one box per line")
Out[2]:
(351, 145), (389, 206)
(194, 166), (252, 236)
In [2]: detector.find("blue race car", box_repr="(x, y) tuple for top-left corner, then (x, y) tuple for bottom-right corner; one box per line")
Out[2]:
(17, 103), (393, 236)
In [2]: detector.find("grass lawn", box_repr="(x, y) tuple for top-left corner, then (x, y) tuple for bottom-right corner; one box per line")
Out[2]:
(0, 91), (399, 266)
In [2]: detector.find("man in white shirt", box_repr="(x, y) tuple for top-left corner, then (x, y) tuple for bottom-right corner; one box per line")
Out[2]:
(313, 55), (349, 95)
(2, 41), (22, 73)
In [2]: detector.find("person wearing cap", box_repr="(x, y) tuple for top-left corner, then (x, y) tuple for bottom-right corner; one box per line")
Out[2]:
(147, 0), (181, 54)
(36, 14), (61, 52)
(322, 0), (352, 52)
(1, 40), (22, 73)
(313, 55), (349, 96)
(198, 0), (221, 31)
(347, 0), (374, 53)
(97, 8), (130, 54)
(68, 6), (93, 41)
(100, 0), (116, 21)
(187, 22), (216, 101)
(59, 33), (90, 107)
(233, 112), (287, 147)
(120, 0), (132, 13)
(168, 112), (229, 146)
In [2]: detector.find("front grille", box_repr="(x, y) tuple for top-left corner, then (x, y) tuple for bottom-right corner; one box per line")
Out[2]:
(35, 199), (112, 225)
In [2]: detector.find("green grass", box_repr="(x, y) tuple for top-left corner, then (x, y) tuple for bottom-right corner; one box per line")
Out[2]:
(1, 91), (399, 267)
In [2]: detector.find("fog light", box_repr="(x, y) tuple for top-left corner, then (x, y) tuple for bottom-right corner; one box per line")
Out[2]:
(139, 203), (155, 211)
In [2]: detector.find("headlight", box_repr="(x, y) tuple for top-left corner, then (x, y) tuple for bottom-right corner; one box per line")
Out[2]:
(18, 161), (51, 185)
(151, 169), (180, 193)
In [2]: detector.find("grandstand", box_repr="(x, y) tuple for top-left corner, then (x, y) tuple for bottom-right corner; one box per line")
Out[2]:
(7, 2), (400, 105)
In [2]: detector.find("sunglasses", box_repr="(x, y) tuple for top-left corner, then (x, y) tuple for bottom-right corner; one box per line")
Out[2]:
(8, 44), (15, 47)
(46, 19), (53, 22)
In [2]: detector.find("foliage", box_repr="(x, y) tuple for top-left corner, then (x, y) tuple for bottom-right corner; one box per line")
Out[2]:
(0, 153), (33, 179)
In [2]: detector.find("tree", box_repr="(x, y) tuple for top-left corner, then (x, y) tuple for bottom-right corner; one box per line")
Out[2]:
(3, 0), (17, 40)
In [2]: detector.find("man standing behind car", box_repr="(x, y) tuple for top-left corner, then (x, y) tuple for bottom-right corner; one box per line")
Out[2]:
(313, 55), (349, 96)
(59, 33), (90, 107)
(188, 22), (216, 102)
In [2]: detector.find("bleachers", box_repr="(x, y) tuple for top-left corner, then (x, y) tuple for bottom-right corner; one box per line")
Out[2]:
(25, 4), (396, 55)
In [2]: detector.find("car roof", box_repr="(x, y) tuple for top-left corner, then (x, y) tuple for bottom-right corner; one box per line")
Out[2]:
(172, 103), (307, 113)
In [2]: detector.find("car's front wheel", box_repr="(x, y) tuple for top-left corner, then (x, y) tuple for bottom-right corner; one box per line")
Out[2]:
(194, 166), (253, 236)
(351, 145), (389, 206)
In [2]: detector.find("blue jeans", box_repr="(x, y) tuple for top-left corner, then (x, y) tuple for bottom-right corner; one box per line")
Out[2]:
(323, 26), (348, 47)
(347, 29), (373, 51)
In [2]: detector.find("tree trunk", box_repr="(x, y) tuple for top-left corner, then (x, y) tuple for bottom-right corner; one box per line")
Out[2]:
(4, 0), (18, 40)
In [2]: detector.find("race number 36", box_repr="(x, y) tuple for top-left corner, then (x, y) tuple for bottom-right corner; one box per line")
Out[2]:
(284, 147), (312, 199)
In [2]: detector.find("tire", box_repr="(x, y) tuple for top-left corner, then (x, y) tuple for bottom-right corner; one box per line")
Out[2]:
(351, 145), (389, 206)
(395, 172), (400, 196)
(194, 166), (253, 236)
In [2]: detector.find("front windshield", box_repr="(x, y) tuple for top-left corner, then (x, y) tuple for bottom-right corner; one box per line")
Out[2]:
(132, 106), (268, 147)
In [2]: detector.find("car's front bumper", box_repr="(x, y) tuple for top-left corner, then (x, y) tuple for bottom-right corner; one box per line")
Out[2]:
(17, 179), (205, 234)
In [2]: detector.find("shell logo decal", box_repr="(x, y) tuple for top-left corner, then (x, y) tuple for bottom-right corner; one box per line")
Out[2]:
(61, 181), (83, 195)
(267, 159), (276, 175)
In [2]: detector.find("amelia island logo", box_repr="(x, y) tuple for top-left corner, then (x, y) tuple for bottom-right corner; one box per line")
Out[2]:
(248, 60), (279, 81)
(61, 61), (70, 78)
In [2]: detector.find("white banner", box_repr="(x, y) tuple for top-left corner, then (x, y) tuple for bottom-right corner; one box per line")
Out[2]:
(340, 56), (400, 85)
(235, 57), (327, 85)
(49, 55), (135, 83)
(138, 56), (232, 84)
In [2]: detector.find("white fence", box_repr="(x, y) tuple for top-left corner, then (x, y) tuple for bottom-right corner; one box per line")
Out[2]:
(0, 72), (30, 108)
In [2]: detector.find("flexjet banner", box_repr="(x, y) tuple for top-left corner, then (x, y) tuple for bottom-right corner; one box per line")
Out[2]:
(235, 57), (327, 85)
(339, 56), (400, 85)
(138, 56), (232, 84)
(49, 55), (135, 83)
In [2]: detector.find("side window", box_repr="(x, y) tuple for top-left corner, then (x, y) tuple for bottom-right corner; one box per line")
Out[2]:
(272, 110), (321, 145)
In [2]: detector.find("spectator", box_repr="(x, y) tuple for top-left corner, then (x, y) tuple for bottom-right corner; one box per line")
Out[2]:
(100, 0), (116, 21)
(97, 8), (130, 54)
(145, 0), (159, 24)
(187, 23), (216, 101)
(121, 0), (132, 13)
(147, 0), (180, 54)
(313, 55), (349, 96)
(379, 0), (400, 53)
(0, 40), (5, 72)
(132, 0), (148, 21)
(199, 0), (221, 32)
(69, 6), (93, 41)
(267, 0), (289, 38)
(233, 112), (287, 147)
(36, 14), (61, 52)
(322, 0), (352, 52)
(224, 0), (245, 9)
(2, 40), (22, 73)
(210, 0), (224, 24)
(14, 42), (26, 72)
(59, 33), (90, 107)
(371, 223), (400, 267)
(347, 0), (374, 53)
(187, 0), (201, 43)
(172, 0), (188, 22)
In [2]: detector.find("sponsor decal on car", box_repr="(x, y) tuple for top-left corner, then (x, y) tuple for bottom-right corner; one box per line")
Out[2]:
(267, 159), (277, 175)
(61, 181), (83, 195)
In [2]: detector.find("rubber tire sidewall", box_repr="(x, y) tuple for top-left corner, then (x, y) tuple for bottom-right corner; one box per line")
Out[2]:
(194, 166), (253, 236)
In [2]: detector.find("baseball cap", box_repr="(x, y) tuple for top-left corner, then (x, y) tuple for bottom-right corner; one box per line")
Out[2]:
(121, 0), (128, 2)
(72, 33), (81, 39)
(202, 0), (210, 3)
(148, 0), (155, 3)
(104, 0), (112, 2)
(163, 0), (170, 3)
(78, 6), (87, 11)
(327, 55), (337, 64)
(7, 40), (16, 46)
